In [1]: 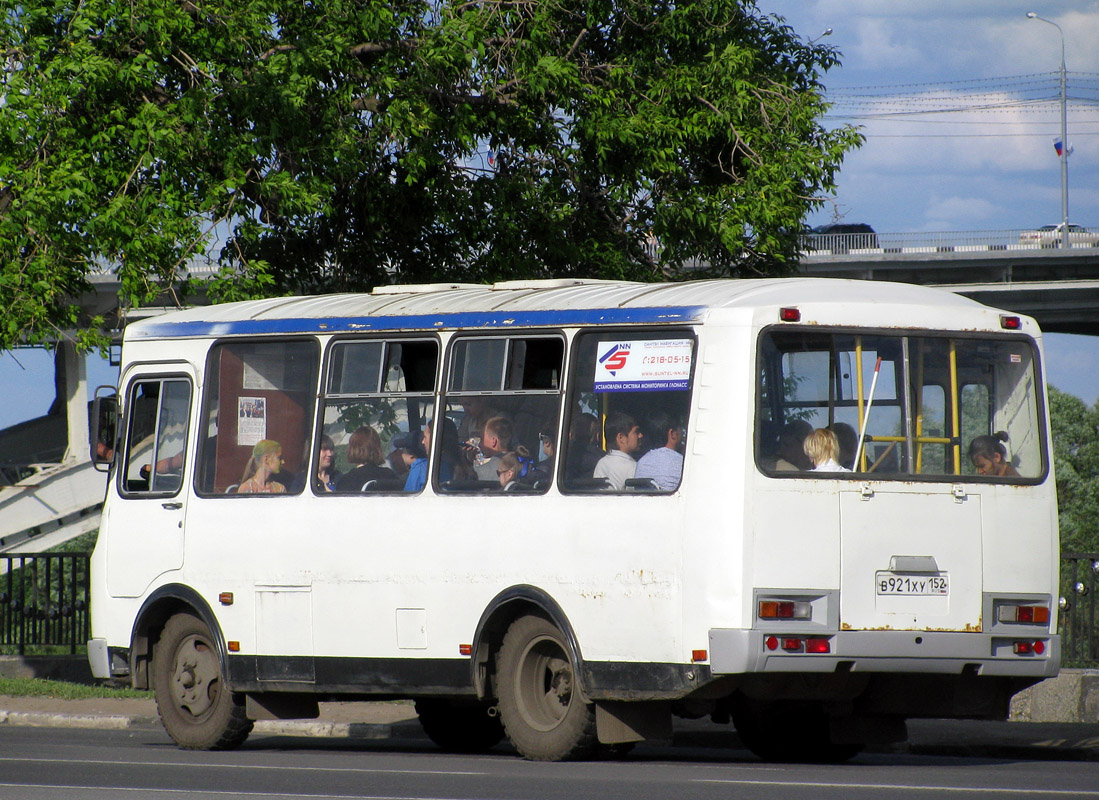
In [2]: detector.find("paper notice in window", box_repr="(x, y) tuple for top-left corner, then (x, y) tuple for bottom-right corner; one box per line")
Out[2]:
(237, 396), (267, 446)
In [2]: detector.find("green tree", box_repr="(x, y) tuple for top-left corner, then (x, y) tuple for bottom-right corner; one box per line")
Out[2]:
(1048, 386), (1099, 553)
(0, 0), (860, 350)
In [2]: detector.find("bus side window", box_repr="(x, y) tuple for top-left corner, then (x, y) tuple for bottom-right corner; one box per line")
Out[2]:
(196, 340), (320, 495)
(120, 378), (191, 496)
(441, 335), (564, 494)
(561, 331), (695, 494)
(319, 338), (438, 494)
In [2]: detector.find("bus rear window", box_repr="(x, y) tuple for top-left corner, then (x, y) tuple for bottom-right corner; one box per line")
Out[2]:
(757, 329), (1045, 481)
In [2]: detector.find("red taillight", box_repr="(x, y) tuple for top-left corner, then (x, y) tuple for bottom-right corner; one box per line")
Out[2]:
(998, 605), (1051, 624)
(758, 600), (812, 620)
(1013, 641), (1034, 655)
(1000, 315), (1022, 330)
(1033, 640), (1046, 655)
(781, 638), (803, 652)
(765, 636), (779, 651)
(779, 307), (801, 322)
(805, 638), (831, 654)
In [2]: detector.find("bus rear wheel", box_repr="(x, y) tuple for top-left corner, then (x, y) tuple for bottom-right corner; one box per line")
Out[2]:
(152, 612), (253, 750)
(495, 614), (597, 761)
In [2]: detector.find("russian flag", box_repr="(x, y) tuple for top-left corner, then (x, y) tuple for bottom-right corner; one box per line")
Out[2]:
(1053, 137), (1074, 157)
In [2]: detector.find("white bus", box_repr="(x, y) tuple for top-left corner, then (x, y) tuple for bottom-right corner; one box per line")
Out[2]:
(87, 278), (1059, 762)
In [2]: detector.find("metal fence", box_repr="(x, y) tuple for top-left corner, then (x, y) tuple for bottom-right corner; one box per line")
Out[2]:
(0, 553), (90, 655)
(1059, 554), (1099, 667)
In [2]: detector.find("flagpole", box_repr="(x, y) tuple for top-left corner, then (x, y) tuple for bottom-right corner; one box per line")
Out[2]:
(1027, 12), (1070, 250)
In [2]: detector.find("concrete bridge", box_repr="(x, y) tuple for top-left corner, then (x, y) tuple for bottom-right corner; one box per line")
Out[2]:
(798, 229), (1099, 336)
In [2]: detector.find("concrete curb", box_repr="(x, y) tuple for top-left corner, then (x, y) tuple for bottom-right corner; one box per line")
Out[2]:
(0, 709), (403, 740)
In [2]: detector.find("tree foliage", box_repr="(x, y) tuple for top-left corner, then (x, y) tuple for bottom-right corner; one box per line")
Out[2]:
(1048, 386), (1099, 553)
(0, 0), (860, 349)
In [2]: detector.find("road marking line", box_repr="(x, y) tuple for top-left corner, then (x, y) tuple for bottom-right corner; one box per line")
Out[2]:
(0, 757), (481, 777)
(695, 778), (1099, 796)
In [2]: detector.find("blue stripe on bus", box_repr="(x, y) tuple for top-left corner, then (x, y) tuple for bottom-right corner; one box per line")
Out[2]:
(130, 306), (709, 339)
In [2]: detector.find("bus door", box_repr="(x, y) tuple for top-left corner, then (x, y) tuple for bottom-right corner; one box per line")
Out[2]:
(107, 369), (195, 598)
(838, 485), (982, 632)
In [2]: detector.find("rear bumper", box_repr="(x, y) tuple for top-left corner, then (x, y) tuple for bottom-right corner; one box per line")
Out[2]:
(709, 628), (1060, 678)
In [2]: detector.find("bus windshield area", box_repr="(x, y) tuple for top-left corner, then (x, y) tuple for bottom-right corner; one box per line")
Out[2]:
(757, 329), (1045, 481)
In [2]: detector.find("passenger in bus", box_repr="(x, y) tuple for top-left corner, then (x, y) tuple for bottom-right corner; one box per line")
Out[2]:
(804, 428), (851, 473)
(496, 449), (530, 491)
(387, 447), (414, 481)
(968, 432), (1019, 477)
(564, 413), (604, 481)
(830, 422), (858, 470)
(635, 412), (684, 491)
(526, 427), (557, 485)
(437, 417), (473, 483)
(473, 415), (515, 480)
(404, 424), (432, 492)
(291, 434), (341, 493)
(594, 412), (643, 490)
(773, 420), (813, 471)
(335, 427), (395, 492)
(457, 397), (500, 442)
(237, 439), (288, 493)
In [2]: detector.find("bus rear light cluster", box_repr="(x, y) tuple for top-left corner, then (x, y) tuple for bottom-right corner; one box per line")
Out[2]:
(1013, 640), (1046, 655)
(758, 600), (812, 620)
(997, 605), (1050, 624)
(765, 635), (830, 654)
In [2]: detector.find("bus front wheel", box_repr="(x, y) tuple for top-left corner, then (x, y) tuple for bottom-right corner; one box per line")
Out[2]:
(495, 615), (597, 761)
(152, 612), (253, 750)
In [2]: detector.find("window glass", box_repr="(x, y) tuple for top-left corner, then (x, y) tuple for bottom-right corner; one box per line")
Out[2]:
(196, 340), (320, 495)
(121, 378), (191, 495)
(442, 335), (564, 494)
(561, 331), (694, 493)
(757, 329), (1044, 481)
(319, 338), (438, 494)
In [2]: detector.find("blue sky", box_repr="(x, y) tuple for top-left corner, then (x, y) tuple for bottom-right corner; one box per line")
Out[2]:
(764, 0), (1099, 234)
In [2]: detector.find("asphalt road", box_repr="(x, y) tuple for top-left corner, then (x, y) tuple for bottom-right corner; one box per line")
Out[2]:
(2, 724), (1099, 800)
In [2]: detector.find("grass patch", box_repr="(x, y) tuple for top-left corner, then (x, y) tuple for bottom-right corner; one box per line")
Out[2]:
(0, 676), (150, 700)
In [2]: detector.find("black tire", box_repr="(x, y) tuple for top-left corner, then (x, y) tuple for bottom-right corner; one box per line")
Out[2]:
(152, 613), (253, 750)
(495, 614), (597, 761)
(732, 698), (862, 763)
(415, 698), (506, 753)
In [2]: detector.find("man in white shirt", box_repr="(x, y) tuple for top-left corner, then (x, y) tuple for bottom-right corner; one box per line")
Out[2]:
(593, 412), (643, 490)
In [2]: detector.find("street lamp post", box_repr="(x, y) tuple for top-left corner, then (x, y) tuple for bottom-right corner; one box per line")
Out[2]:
(1027, 12), (1070, 249)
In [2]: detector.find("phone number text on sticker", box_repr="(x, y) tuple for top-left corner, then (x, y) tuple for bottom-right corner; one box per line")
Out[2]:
(875, 573), (949, 596)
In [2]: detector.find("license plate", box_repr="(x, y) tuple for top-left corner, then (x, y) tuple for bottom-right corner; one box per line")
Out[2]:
(875, 572), (949, 596)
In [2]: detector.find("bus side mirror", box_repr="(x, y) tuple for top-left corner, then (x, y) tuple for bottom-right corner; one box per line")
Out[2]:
(91, 388), (118, 472)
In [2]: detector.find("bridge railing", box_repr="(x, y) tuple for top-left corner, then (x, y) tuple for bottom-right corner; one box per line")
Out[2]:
(801, 228), (1099, 256)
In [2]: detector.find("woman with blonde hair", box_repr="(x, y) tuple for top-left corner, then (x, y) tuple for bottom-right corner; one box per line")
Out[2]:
(237, 439), (287, 493)
(803, 428), (851, 473)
